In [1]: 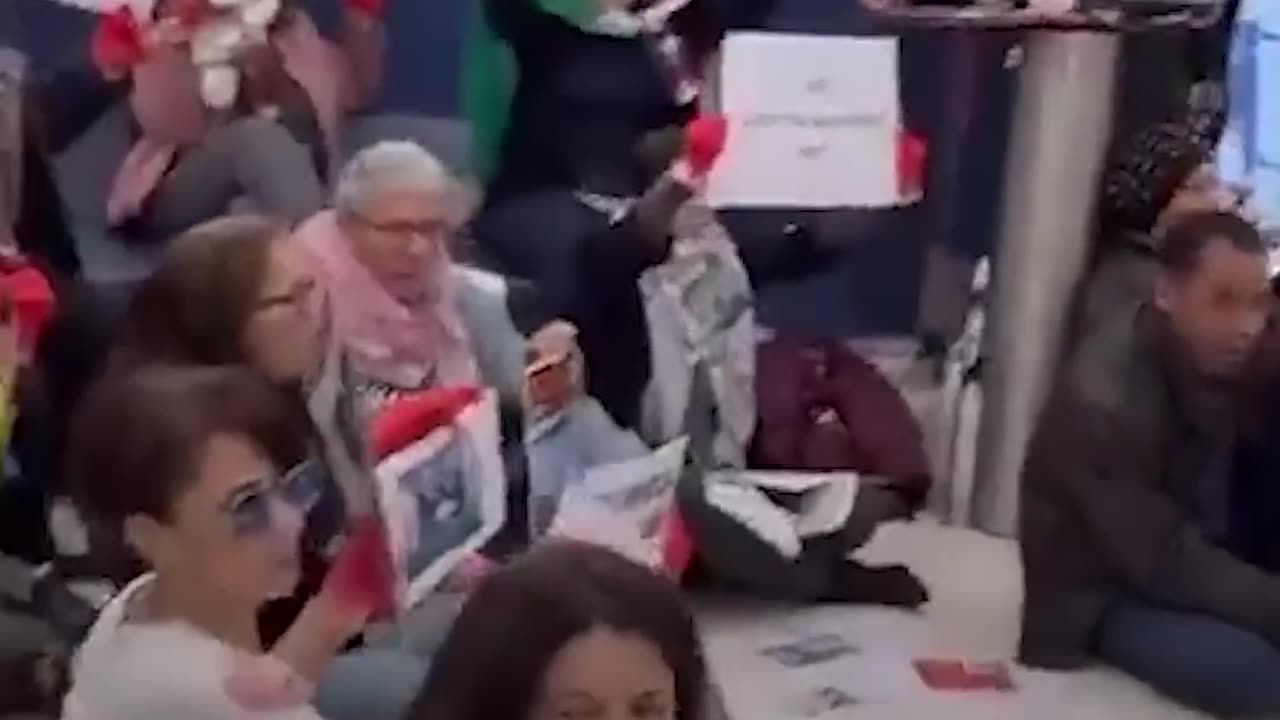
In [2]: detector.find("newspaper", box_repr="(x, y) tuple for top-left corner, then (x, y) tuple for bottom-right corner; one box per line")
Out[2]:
(703, 470), (860, 560)
(374, 390), (506, 610)
(549, 437), (688, 569)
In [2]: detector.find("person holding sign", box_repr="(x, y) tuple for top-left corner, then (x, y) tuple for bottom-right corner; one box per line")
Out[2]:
(470, 0), (777, 429)
(61, 366), (420, 720)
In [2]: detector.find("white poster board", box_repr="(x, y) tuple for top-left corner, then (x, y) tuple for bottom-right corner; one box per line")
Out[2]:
(374, 390), (507, 611)
(707, 33), (901, 209)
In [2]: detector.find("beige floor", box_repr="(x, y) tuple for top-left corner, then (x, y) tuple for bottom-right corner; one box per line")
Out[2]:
(697, 518), (1211, 719)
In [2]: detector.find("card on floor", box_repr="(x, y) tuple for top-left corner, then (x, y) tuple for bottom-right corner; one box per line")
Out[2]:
(912, 658), (1015, 692)
(778, 686), (860, 718)
(760, 633), (858, 668)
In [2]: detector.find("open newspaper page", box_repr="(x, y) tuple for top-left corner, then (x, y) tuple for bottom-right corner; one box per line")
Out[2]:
(549, 437), (688, 570)
(374, 390), (506, 611)
(702, 470), (861, 560)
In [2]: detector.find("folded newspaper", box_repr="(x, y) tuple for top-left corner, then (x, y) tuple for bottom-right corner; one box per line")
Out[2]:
(373, 389), (506, 610)
(703, 470), (860, 560)
(548, 436), (689, 570)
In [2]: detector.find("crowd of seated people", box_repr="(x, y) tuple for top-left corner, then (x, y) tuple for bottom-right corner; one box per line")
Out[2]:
(0, 0), (1275, 718)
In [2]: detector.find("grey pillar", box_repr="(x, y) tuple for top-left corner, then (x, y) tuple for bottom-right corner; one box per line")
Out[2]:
(971, 30), (1120, 536)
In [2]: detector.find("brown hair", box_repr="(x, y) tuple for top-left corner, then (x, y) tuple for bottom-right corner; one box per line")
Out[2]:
(409, 541), (708, 720)
(115, 214), (285, 371)
(67, 364), (310, 530)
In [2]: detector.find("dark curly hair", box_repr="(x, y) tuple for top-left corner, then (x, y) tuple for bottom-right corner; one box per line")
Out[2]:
(408, 542), (708, 720)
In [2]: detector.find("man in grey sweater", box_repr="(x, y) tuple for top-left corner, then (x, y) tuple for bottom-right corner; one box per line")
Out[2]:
(1020, 211), (1280, 717)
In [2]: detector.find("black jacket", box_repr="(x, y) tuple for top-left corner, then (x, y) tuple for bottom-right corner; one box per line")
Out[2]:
(16, 65), (126, 282)
(1020, 303), (1280, 668)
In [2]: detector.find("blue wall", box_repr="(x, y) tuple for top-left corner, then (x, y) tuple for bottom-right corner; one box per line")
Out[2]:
(3, 0), (1016, 337)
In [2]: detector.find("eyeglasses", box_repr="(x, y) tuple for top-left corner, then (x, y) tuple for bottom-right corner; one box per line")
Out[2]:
(221, 461), (323, 537)
(353, 213), (453, 241)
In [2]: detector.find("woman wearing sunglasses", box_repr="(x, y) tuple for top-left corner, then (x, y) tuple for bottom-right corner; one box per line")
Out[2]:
(99, 216), (428, 720)
(61, 365), (390, 720)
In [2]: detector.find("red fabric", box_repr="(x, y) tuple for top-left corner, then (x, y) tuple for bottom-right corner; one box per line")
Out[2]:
(368, 386), (481, 461)
(91, 7), (145, 78)
(0, 259), (54, 358)
(659, 509), (695, 581)
(752, 339), (933, 507)
(683, 114), (728, 176)
(322, 515), (396, 621)
(164, 0), (212, 29)
(343, 0), (385, 18)
(897, 128), (927, 199)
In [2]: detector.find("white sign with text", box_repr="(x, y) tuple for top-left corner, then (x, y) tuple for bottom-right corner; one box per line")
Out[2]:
(707, 33), (900, 209)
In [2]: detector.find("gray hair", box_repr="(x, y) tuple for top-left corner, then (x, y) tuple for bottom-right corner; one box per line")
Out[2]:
(334, 140), (461, 219)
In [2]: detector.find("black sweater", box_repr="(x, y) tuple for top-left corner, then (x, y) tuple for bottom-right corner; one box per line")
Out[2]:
(485, 0), (776, 201)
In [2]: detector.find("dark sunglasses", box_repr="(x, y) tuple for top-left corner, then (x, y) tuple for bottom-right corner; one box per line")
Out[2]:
(221, 461), (323, 537)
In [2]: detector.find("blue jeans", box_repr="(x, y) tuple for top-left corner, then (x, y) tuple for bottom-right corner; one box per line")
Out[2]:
(1098, 603), (1280, 718)
(311, 594), (462, 720)
(314, 649), (428, 720)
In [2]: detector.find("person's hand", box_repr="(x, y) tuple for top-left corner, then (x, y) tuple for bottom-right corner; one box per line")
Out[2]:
(682, 114), (728, 178)
(524, 321), (581, 416)
(319, 515), (397, 625)
(440, 553), (496, 593)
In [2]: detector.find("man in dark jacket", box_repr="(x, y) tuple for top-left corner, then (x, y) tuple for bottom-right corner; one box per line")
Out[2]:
(1020, 210), (1280, 718)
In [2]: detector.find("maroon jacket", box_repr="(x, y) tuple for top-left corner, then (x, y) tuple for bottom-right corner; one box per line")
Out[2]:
(751, 339), (932, 508)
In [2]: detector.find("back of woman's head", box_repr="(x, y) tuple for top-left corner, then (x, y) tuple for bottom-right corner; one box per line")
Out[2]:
(67, 363), (309, 532)
(117, 214), (284, 369)
(409, 542), (706, 720)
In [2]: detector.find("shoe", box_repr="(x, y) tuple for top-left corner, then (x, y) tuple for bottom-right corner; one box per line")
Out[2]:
(825, 561), (930, 609)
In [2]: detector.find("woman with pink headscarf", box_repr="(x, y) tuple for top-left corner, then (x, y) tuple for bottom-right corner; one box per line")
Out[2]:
(90, 0), (385, 244)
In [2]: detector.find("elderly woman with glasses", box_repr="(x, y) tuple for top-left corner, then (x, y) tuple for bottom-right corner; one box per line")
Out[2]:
(292, 141), (544, 416)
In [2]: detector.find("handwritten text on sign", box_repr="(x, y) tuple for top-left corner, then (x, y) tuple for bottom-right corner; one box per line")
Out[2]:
(707, 33), (901, 209)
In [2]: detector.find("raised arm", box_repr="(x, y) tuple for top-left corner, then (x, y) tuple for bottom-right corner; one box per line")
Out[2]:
(333, 0), (387, 113)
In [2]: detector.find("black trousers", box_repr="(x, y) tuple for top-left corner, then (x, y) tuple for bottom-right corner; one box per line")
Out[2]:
(678, 475), (909, 602)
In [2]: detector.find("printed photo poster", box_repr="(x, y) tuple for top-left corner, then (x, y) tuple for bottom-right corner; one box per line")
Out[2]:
(549, 437), (688, 570)
(374, 389), (506, 610)
(705, 32), (901, 209)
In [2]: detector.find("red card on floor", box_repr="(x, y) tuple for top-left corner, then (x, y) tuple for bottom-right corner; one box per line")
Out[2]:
(913, 659), (1015, 692)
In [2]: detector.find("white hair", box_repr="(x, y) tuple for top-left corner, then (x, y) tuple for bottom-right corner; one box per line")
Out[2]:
(334, 140), (459, 218)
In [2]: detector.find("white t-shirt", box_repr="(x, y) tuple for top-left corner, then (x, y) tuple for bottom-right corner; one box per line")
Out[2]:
(62, 573), (323, 720)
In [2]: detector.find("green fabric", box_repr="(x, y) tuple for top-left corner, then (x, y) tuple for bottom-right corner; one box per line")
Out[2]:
(463, 0), (598, 181)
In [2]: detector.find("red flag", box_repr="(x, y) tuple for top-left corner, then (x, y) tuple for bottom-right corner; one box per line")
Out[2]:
(368, 386), (482, 462)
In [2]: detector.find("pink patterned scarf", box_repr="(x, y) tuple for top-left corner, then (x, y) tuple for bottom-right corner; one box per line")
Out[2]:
(291, 210), (479, 391)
